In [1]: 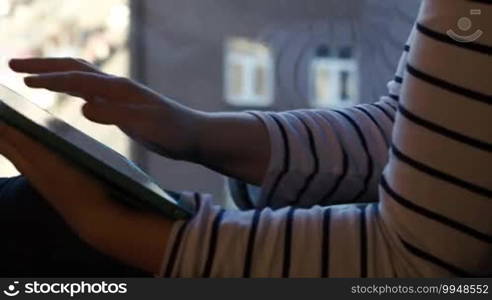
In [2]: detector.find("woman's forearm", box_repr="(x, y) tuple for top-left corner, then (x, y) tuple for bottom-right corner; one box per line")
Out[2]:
(8, 57), (271, 185)
(191, 112), (270, 186)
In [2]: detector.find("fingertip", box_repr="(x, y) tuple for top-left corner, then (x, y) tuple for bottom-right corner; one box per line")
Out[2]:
(82, 103), (115, 125)
(8, 58), (19, 70)
(23, 76), (35, 86)
(81, 103), (97, 121)
(24, 77), (43, 89)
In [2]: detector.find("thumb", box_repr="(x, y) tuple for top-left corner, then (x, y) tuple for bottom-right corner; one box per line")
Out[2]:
(82, 102), (140, 126)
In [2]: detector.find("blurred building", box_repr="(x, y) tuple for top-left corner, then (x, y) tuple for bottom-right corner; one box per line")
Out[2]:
(0, 0), (421, 204)
(131, 0), (421, 202)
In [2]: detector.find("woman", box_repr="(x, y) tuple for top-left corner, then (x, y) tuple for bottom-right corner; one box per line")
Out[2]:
(0, 0), (490, 277)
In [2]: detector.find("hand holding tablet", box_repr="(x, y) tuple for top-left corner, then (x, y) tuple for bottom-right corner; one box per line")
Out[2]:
(0, 57), (208, 273)
(0, 83), (193, 219)
(0, 117), (177, 274)
(9, 58), (203, 162)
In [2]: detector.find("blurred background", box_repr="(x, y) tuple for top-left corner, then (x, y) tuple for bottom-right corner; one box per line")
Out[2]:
(0, 0), (420, 204)
(0, 0), (131, 175)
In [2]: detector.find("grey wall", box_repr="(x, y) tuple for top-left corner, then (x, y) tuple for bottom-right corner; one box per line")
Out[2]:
(130, 0), (421, 202)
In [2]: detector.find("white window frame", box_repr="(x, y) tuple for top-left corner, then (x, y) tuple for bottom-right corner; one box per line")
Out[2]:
(224, 38), (274, 107)
(310, 56), (359, 109)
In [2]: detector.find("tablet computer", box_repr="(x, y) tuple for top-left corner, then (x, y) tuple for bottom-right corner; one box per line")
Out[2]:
(0, 84), (193, 219)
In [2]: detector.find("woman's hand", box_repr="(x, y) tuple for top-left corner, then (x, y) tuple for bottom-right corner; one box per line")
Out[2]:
(9, 58), (204, 161)
(9, 57), (271, 185)
(0, 123), (173, 274)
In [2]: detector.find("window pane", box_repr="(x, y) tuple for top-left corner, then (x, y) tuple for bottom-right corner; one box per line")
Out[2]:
(230, 63), (245, 96)
(254, 65), (267, 96)
(315, 65), (331, 104)
(339, 46), (353, 59)
(224, 37), (273, 107)
(340, 70), (350, 101)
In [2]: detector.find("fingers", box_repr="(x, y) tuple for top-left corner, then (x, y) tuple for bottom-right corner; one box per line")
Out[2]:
(82, 101), (148, 126)
(0, 125), (122, 232)
(0, 124), (54, 188)
(0, 123), (170, 274)
(0, 140), (47, 191)
(24, 72), (137, 101)
(10, 57), (161, 107)
(0, 123), (69, 171)
(0, 135), (32, 175)
(82, 102), (122, 125)
(10, 57), (121, 100)
(9, 57), (104, 75)
(0, 124), (103, 196)
(0, 123), (78, 179)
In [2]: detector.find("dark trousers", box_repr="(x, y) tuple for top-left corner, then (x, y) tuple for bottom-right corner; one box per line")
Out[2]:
(0, 176), (148, 277)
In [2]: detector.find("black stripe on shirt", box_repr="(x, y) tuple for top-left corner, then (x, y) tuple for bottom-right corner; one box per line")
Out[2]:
(358, 204), (368, 277)
(321, 145), (348, 205)
(407, 64), (492, 105)
(282, 208), (296, 278)
(370, 103), (395, 123)
(163, 221), (189, 277)
(265, 114), (291, 206)
(166, 192), (201, 277)
(416, 23), (492, 56)
(194, 192), (202, 211)
(202, 209), (226, 277)
(389, 94), (400, 102)
(354, 106), (390, 148)
(240, 182), (254, 209)
(399, 104), (492, 152)
(400, 237), (471, 277)
(316, 113), (349, 205)
(289, 112), (320, 206)
(232, 180), (254, 210)
(385, 101), (398, 112)
(243, 210), (262, 278)
(370, 204), (396, 277)
(381, 176), (492, 243)
(334, 110), (374, 203)
(321, 208), (332, 277)
(392, 144), (492, 198)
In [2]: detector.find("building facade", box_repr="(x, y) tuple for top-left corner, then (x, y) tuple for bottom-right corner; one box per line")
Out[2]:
(131, 0), (422, 202)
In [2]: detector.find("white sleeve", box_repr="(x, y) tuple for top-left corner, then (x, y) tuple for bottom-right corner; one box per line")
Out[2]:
(234, 32), (416, 210)
(159, 193), (394, 278)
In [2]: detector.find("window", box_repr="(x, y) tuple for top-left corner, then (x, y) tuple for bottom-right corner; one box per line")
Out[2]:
(224, 37), (274, 107)
(309, 45), (358, 108)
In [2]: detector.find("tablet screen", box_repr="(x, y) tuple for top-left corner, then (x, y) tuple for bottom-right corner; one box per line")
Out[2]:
(0, 84), (192, 219)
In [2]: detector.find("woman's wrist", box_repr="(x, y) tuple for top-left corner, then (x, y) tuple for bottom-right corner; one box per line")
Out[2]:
(170, 107), (210, 163)
(191, 111), (270, 185)
(149, 99), (270, 185)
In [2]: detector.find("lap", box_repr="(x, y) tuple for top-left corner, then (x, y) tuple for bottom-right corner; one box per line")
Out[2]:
(0, 176), (148, 277)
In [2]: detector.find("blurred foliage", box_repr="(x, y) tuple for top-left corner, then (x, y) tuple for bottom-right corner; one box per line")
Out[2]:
(0, 0), (131, 176)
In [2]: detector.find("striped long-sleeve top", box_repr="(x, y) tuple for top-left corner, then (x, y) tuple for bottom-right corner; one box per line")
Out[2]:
(159, 0), (492, 277)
